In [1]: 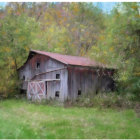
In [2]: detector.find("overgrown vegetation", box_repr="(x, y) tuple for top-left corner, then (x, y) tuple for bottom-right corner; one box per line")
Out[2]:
(7, 92), (140, 117)
(64, 92), (140, 117)
(0, 99), (140, 139)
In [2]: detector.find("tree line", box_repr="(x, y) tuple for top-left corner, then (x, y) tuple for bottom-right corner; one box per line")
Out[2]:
(0, 2), (139, 99)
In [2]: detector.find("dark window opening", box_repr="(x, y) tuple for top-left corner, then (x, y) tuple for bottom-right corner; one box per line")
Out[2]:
(96, 90), (99, 95)
(23, 76), (25, 80)
(37, 63), (40, 68)
(56, 74), (60, 79)
(78, 90), (81, 95)
(55, 91), (60, 97)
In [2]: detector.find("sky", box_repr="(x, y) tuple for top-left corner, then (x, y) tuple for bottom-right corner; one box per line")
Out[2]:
(93, 2), (117, 12)
(0, 2), (117, 12)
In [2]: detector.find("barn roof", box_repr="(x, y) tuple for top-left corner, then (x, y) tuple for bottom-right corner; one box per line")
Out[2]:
(31, 50), (108, 68)
(18, 50), (114, 70)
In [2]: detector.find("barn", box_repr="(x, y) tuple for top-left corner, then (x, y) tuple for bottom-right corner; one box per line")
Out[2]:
(18, 50), (115, 101)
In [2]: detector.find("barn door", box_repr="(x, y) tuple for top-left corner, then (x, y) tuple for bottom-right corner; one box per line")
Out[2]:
(27, 81), (46, 101)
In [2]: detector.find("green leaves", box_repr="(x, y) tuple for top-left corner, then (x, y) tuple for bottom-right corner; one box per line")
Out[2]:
(91, 2), (140, 97)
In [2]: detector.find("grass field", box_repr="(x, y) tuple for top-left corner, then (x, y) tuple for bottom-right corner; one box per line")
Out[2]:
(0, 99), (140, 139)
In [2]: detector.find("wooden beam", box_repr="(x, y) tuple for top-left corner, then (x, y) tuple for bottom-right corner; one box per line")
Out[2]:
(31, 67), (67, 80)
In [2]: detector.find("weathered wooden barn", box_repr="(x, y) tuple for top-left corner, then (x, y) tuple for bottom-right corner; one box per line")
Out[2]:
(18, 50), (115, 101)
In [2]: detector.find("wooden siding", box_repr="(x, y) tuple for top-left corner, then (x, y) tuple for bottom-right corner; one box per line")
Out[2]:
(33, 69), (68, 101)
(19, 54), (68, 101)
(67, 66), (98, 99)
(19, 54), (66, 90)
(67, 66), (115, 99)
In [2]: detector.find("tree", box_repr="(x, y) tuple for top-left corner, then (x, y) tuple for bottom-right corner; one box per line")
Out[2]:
(0, 6), (40, 96)
(91, 2), (140, 98)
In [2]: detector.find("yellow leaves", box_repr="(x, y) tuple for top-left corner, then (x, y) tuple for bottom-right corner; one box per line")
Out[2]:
(71, 2), (79, 14)
(92, 46), (99, 52)
(100, 59), (106, 64)
(64, 17), (67, 21)
(98, 35), (105, 41)
(25, 46), (29, 52)
(132, 5), (138, 9)
(11, 60), (15, 67)
(71, 44), (75, 48)
(79, 48), (85, 56)
(60, 38), (64, 42)
(135, 72), (140, 76)
(120, 30), (125, 34)
(80, 24), (86, 28)
(103, 51), (107, 56)
(50, 28), (54, 33)
(59, 20), (63, 25)
(131, 49), (134, 53)
(71, 28), (75, 32)
(80, 37), (84, 41)
(107, 34), (111, 38)
(73, 6), (79, 14)
(1, 31), (5, 35)
(125, 60), (129, 64)
(121, 73), (127, 82)
(19, 36), (25, 42)
(109, 47), (114, 52)
(7, 8), (12, 14)
(15, 29), (19, 33)
(136, 14), (140, 18)
(44, 13), (54, 20)
(66, 37), (71, 42)
(0, 47), (11, 53)
(57, 12), (61, 18)
(67, 24), (70, 27)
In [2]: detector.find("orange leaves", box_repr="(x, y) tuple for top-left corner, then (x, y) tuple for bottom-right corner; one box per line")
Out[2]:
(71, 28), (76, 32)
(72, 2), (79, 14)
(132, 5), (138, 9)
(57, 11), (61, 18)
(64, 17), (67, 21)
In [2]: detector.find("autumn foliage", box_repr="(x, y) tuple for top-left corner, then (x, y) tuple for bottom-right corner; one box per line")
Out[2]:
(0, 2), (139, 99)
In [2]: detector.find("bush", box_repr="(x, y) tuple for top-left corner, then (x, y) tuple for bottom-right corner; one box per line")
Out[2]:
(64, 91), (140, 110)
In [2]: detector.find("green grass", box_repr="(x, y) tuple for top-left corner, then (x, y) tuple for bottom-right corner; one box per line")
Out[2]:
(0, 99), (140, 139)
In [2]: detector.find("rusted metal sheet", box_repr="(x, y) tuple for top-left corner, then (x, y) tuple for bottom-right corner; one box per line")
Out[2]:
(30, 50), (108, 68)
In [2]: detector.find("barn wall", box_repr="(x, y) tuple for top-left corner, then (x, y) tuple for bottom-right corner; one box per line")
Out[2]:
(19, 54), (66, 90)
(34, 68), (68, 101)
(67, 66), (98, 99)
(67, 66), (115, 99)
(19, 54), (68, 101)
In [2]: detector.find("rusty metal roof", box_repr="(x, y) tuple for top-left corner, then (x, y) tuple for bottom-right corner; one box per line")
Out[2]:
(31, 50), (108, 68)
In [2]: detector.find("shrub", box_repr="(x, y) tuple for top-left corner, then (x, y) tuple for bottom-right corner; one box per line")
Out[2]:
(64, 91), (140, 110)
